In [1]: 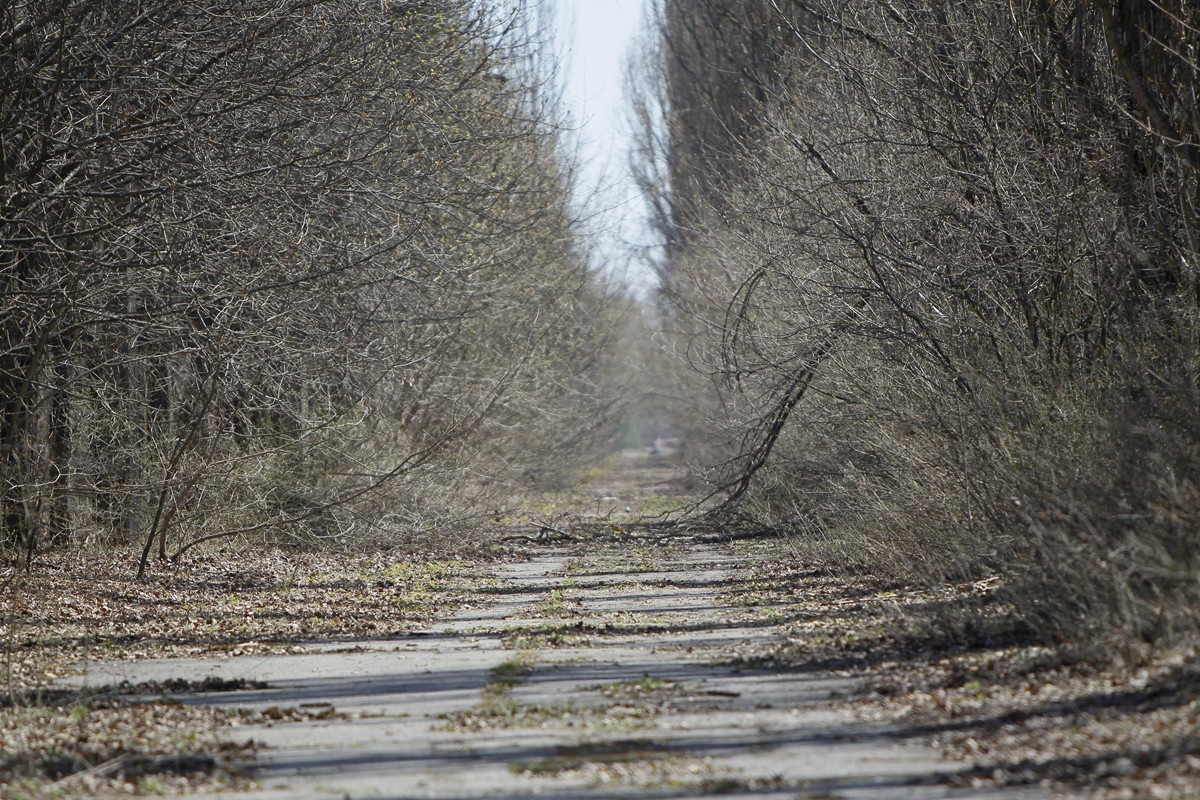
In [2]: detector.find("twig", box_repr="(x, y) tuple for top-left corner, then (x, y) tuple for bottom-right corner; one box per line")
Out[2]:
(53, 753), (133, 785)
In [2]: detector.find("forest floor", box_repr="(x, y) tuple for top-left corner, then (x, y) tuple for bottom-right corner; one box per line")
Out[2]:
(2, 453), (1198, 799)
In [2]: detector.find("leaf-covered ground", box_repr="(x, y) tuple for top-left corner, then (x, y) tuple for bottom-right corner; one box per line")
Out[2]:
(1, 548), (495, 798)
(726, 538), (1200, 799)
(4, 452), (1198, 798)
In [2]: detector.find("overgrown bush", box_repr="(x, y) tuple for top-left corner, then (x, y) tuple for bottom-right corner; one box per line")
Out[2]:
(0, 0), (631, 572)
(637, 0), (1200, 657)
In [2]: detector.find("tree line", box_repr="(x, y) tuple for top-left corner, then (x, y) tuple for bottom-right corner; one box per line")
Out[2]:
(634, 0), (1200, 653)
(1, 0), (631, 575)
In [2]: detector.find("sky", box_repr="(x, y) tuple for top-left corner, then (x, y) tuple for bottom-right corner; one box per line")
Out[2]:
(551, 0), (656, 295)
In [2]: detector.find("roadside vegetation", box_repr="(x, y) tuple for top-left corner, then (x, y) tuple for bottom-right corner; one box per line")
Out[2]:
(0, 0), (634, 575)
(633, 0), (1200, 663)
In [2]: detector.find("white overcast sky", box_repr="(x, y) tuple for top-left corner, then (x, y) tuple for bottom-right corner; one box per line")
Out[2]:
(551, 0), (655, 294)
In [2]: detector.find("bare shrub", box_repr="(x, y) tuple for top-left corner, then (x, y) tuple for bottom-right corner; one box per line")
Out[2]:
(0, 0), (630, 571)
(637, 0), (1200, 656)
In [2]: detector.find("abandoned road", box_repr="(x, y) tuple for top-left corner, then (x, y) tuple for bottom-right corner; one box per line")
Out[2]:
(68, 538), (1060, 799)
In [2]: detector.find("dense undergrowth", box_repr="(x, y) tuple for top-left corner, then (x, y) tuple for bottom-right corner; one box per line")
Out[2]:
(636, 0), (1200, 662)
